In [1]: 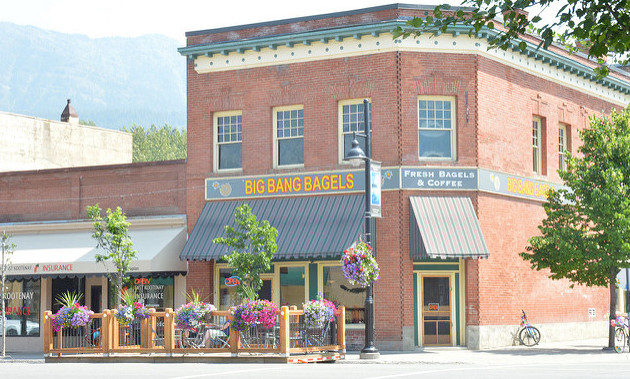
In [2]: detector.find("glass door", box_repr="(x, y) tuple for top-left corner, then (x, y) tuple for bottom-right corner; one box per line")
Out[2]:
(422, 276), (451, 346)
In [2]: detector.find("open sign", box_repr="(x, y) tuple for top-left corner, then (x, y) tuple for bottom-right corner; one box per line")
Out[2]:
(224, 276), (241, 287)
(428, 303), (439, 311)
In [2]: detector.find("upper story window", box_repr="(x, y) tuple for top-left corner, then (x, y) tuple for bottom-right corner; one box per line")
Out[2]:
(418, 96), (456, 160)
(214, 111), (242, 171)
(274, 105), (304, 167)
(339, 99), (371, 163)
(558, 123), (568, 171)
(532, 116), (542, 174)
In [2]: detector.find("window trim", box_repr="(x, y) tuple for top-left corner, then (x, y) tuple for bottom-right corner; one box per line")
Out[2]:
(338, 98), (371, 165)
(417, 95), (457, 161)
(532, 116), (542, 174)
(273, 105), (305, 169)
(213, 110), (243, 173)
(558, 123), (568, 172)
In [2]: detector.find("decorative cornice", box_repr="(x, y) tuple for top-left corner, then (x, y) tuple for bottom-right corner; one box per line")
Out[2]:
(179, 20), (630, 100)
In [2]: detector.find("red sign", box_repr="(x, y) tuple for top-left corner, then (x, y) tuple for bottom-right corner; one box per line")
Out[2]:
(428, 303), (439, 311)
(134, 278), (152, 285)
(224, 276), (240, 287)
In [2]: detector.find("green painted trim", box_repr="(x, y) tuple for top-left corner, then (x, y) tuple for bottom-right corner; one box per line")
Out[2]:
(414, 258), (459, 263)
(308, 263), (318, 300)
(179, 20), (630, 96)
(455, 273), (460, 345)
(414, 264), (460, 271)
(413, 272), (418, 346)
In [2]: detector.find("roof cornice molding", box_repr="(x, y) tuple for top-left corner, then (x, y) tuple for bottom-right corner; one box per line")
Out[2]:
(178, 20), (630, 96)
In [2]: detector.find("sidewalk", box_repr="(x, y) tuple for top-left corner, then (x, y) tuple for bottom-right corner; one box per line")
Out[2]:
(341, 338), (630, 365)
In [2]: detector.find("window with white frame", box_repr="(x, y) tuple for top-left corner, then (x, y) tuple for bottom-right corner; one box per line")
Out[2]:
(274, 106), (304, 167)
(558, 123), (568, 171)
(533, 117), (542, 174)
(214, 111), (242, 171)
(339, 99), (371, 163)
(418, 96), (455, 159)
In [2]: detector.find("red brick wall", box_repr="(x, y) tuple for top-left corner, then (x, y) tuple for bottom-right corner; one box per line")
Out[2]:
(0, 160), (186, 223)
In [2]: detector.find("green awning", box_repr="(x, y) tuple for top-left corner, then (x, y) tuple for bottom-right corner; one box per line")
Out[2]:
(180, 195), (365, 261)
(410, 196), (489, 260)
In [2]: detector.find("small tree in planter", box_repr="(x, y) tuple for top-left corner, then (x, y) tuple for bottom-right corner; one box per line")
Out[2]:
(87, 204), (137, 308)
(213, 205), (278, 301)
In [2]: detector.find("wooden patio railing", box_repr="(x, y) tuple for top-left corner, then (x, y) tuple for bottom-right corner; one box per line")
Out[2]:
(44, 306), (346, 357)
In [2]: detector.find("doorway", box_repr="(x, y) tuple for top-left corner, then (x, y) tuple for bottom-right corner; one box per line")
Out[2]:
(51, 277), (84, 313)
(90, 285), (102, 312)
(421, 275), (451, 346)
(257, 278), (272, 301)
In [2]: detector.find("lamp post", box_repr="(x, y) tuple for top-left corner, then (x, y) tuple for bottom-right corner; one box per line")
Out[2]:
(345, 99), (380, 359)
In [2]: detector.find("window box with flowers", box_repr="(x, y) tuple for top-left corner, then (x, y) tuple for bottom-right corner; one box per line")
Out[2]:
(115, 289), (152, 325)
(231, 299), (279, 332)
(51, 291), (94, 332)
(303, 296), (337, 328)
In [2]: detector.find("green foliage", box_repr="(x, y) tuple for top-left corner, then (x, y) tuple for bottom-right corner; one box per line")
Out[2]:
(121, 124), (187, 163)
(55, 290), (84, 308)
(213, 205), (278, 301)
(120, 287), (137, 306)
(87, 204), (138, 308)
(79, 119), (97, 126)
(521, 107), (630, 287)
(393, 1), (630, 78)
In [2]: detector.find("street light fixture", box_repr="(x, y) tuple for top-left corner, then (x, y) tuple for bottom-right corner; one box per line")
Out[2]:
(344, 99), (380, 359)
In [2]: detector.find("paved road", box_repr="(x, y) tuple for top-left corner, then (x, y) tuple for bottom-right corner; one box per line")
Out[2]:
(2, 338), (630, 378)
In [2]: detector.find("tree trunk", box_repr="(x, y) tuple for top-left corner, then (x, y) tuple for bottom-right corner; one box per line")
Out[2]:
(116, 273), (122, 308)
(609, 267), (618, 349)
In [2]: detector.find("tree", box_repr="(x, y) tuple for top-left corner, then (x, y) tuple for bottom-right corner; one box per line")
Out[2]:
(520, 107), (630, 349)
(87, 205), (138, 308)
(393, 1), (630, 77)
(1, 232), (15, 358)
(121, 124), (187, 163)
(213, 205), (278, 301)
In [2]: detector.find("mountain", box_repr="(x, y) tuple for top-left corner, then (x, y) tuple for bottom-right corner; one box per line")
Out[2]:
(0, 22), (186, 130)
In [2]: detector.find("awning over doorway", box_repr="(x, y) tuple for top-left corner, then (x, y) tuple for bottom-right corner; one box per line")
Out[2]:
(180, 195), (365, 261)
(5, 217), (188, 280)
(410, 196), (489, 260)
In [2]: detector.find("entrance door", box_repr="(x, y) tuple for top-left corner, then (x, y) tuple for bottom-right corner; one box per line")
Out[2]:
(91, 285), (102, 312)
(257, 278), (272, 301)
(422, 276), (451, 346)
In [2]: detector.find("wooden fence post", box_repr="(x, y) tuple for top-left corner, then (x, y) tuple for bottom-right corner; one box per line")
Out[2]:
(279, 306), (290, 357)
(43, 311), (53, 356)
(102, 310), (111, 356)
(164, 308), (174, 355)
(337, 306), (346, 353)
(147, 308), (156, 349)
(228, 309), (238, 356)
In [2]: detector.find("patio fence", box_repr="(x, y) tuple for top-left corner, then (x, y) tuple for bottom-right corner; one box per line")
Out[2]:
(44, 306), (346, 357)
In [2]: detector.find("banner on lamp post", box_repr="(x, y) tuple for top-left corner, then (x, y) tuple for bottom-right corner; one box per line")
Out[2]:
(370, 161), (382, 218)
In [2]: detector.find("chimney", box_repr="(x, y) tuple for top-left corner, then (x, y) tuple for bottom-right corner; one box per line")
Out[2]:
(60, 99), (79, 125)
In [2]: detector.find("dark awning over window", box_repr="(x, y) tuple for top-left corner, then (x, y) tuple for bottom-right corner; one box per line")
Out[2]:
(410, 196), (489, 260)
(180, 195), (365, 261)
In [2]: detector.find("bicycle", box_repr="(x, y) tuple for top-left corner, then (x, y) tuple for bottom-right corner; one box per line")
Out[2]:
(518, 310), (541, 346)
(612, 315), (628, 353)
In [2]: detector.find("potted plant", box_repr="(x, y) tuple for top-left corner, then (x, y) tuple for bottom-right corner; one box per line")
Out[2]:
(51, 291), (94, 332)
(115, 288), (151, 325)
(341, 241), (380, 288)
(231, 299), (279, 332)
(174, 290), (216, 330)
(303, 296), (337, 328)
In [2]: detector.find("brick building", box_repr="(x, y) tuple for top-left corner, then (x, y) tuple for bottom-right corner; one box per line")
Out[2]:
(178, 4), (630, 350)
(0, 160), (187, 352)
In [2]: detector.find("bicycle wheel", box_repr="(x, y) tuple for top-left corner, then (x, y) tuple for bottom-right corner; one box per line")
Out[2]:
(614, 327), (626, 353)
(518, 326), (541, 346)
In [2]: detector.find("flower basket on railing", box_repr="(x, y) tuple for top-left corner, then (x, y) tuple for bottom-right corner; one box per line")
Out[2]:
(116, 302), (151, 325)
(174, 302), (216, 330)
(231, 299), (279, 332)
(303, 297), (337, 328)
(52, 303), (94, 332)
(342, 241), (380, 288)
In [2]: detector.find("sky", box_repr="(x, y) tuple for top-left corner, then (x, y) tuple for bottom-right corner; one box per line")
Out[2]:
(0, 0), (560, 45)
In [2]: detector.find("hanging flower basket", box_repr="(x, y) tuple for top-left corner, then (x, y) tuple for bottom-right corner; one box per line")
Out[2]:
(174, 302), (216, 330)
(231, 299), (279, 332)
(341, 241), (380, 288)
(303, 297), (337, 328)
(52, 303), (94, 332)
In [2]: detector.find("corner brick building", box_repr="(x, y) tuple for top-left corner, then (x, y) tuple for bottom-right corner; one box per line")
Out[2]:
(178, 4), (630, 350)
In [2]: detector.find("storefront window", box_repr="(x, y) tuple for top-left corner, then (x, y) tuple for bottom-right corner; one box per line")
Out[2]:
(322, 265), (365, 325)
(218, 268), (239, 310)
(108, 276), (174, 311)
(1, 279), (41, 336)
(279, 266), (305, 307)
